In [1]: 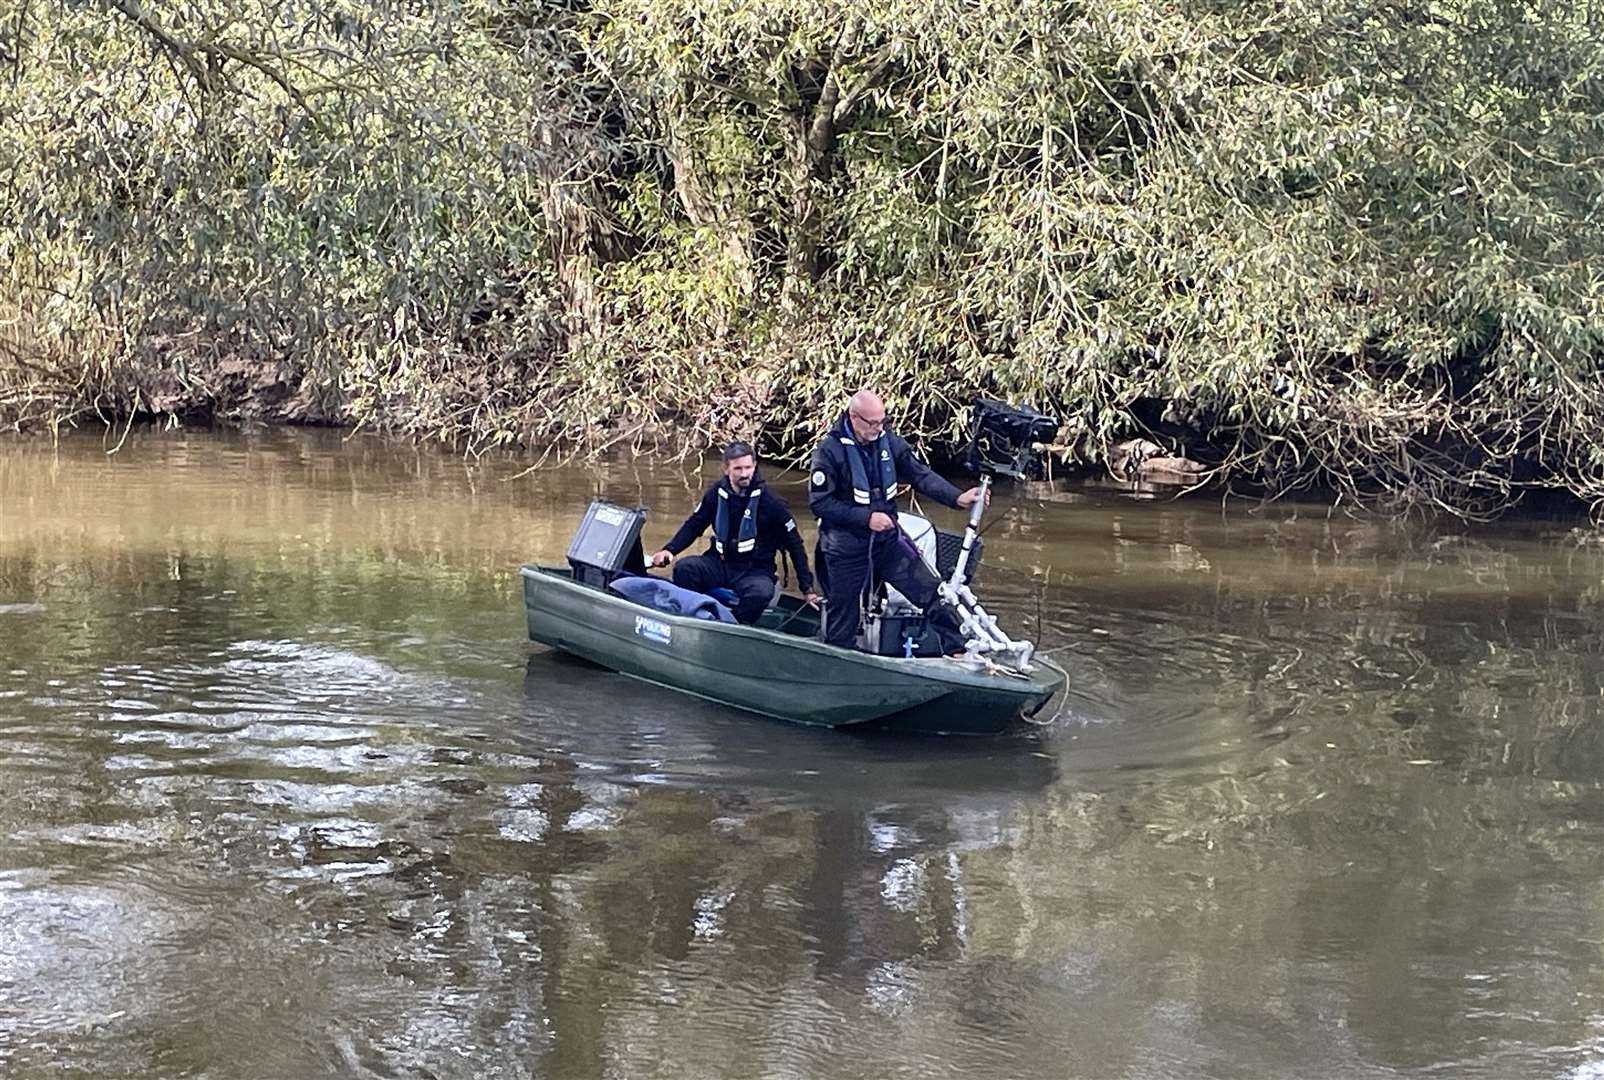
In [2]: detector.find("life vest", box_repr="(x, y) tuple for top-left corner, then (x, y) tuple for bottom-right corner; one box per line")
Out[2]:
(713, 485), (760, 557)
(836, 417), (899, 506)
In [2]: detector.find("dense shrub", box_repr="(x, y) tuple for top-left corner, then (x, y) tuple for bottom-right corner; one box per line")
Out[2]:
(3, 0), (1601, 514)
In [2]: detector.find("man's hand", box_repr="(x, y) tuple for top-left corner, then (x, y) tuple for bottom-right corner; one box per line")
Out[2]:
(956, 486), (989, 509)
(646, 549), (673, 568)
(804, 591), (823, 609)
(869, 511), (896, 532)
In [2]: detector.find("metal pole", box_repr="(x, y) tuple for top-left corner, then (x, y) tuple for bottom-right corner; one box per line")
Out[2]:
(931, 474), (1035, 670)
(947, 475), (990, 588)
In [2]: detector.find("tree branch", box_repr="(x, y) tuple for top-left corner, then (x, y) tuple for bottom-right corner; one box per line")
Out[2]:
(101, 0), (212, 87)
(101, 0), (316, 120)
(833, 40), (897, 125)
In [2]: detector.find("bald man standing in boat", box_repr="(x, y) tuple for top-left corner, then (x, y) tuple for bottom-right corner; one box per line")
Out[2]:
(807, 389), (986, 651)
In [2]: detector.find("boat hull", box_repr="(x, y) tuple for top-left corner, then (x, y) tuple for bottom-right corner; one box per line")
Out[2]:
(520, 566), (1064, 734)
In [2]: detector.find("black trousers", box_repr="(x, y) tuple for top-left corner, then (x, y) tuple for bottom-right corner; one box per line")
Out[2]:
(671, 555), (776, 625)
(819, 534), (963, 650)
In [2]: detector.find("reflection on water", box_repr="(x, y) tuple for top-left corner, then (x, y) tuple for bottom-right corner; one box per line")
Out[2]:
(3, 427), (1604, 1078)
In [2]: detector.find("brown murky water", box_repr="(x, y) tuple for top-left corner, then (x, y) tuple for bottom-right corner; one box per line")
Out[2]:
(3, 427), (1604, 1079)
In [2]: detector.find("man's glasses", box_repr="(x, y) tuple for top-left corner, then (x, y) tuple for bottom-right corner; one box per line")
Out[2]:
(849, 411), (887, 429)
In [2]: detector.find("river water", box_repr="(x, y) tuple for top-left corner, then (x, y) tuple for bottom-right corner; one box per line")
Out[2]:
(2, 427), (1603, 1079)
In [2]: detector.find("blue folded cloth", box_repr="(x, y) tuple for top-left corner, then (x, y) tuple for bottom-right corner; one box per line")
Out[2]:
(608, 575), (737, 623)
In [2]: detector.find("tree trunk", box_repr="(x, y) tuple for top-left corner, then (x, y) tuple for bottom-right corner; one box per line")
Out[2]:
(782, 118), (829, 304)
(537, 124), (623, 341)
(781, 21), (895, 307)
(666, 113), (756, 316)
(781, 52), (845, 307)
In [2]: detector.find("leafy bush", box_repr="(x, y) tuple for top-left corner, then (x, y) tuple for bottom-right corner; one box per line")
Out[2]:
(3, 0), (1602, 515)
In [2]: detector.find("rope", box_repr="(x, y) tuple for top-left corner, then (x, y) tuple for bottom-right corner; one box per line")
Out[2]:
(767, 597), (817, 634)
(1022, 655), (1072, 727)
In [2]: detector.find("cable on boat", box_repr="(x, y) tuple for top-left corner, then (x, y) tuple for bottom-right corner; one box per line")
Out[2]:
(767, 597), (820, 635)
(1023, 655), (1072, 727)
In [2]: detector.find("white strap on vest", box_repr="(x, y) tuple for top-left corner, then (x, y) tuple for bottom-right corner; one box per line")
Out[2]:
(839, 435), (898, 504)
(713, 486), (759, 554)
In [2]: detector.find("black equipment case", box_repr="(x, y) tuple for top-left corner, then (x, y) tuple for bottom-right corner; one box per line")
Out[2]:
(566, 501), (647, 588)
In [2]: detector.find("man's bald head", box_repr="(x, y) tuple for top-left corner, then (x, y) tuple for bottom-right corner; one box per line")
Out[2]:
(847, 388), (887, 442)
(848, 389), (883, 416)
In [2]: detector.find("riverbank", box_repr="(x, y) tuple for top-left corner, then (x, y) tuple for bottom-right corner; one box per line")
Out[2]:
(9, 403), (1603, 529)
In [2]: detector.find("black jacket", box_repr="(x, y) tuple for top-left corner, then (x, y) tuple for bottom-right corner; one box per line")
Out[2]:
(663, 477), (815, 591)
(808, 413), (962, 556)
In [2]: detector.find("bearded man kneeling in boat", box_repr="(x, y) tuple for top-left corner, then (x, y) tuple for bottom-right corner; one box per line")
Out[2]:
(645, 441), (822, 625)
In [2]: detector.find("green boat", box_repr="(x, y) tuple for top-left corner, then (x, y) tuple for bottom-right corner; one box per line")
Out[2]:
(524, 406), (1072, 735)
(519, 563), (1067, 735)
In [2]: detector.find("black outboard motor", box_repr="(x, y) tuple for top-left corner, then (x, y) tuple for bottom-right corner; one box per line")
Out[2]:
(566, 500), (647, 588)
(964, 398), (1060, 479)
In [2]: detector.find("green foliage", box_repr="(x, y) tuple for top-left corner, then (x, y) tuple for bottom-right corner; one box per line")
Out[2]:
(0, 0), (566, 438)
(3, 0), (1603, 513)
